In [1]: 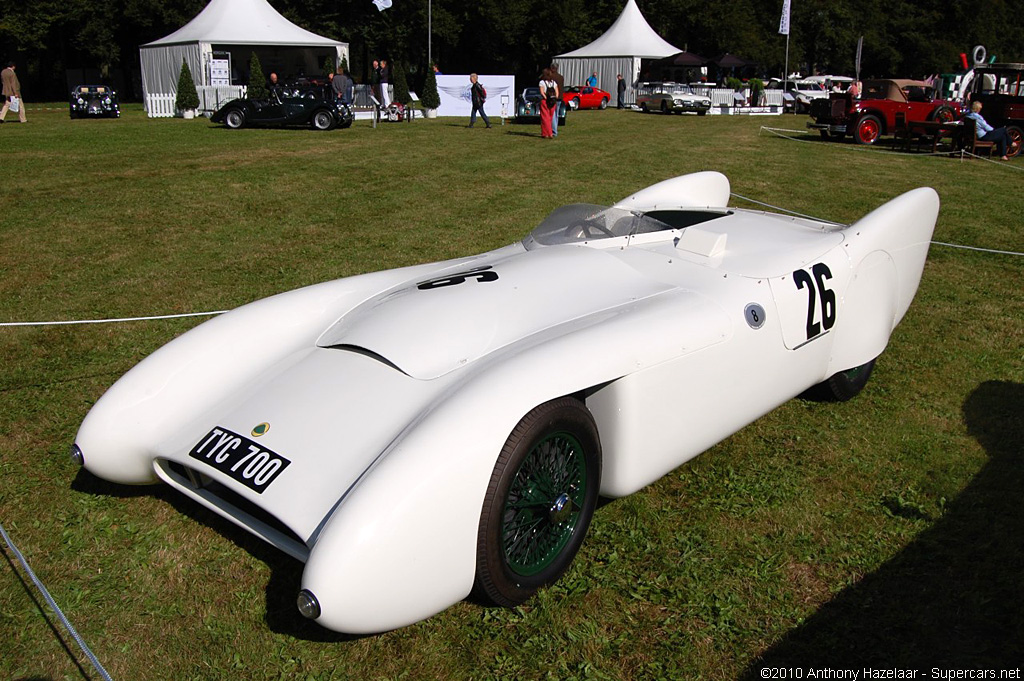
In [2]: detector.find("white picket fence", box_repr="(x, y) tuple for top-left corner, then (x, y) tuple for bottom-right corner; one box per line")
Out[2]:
(146, 93), (176, 118)
(145, 86), (247, 118)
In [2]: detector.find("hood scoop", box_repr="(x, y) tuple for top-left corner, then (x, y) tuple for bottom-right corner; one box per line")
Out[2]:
(317, 247), (672, 379)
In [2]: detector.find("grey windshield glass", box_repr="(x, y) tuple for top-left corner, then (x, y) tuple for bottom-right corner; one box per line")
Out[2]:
(523, 204), (675, 248)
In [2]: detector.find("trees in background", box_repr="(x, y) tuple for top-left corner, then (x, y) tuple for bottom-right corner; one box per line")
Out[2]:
(2, 0), (1021, 101)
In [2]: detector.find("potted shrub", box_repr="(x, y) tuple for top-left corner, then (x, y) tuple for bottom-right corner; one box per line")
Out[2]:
(420, 66), (440, 118)
(176, 59), (200, 118)
(749, 78), (765, 106)
(247, 53), (269, 101)
(392, 60), (412, 107)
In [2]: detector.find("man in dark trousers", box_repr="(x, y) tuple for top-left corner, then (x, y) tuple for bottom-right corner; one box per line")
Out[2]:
(332, 66), (354, 105)
(549, 63), (564, 136)
(617, 74), (627, 109)
(468, 73), (491, 128)
(370, 59), (381, 106)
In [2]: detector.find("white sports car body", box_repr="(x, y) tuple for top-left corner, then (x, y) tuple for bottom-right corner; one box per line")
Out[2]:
(73, 172), (938, 633)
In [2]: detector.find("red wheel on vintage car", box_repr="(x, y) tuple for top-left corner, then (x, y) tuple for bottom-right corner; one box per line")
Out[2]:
(854, 115), (882, 145)
(1006, 125), (1023, 157)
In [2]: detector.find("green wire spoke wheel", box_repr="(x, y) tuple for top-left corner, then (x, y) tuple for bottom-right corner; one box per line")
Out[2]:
(474, 397), (601, 607)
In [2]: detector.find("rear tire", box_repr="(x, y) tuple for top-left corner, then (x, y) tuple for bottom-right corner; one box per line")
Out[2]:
(1006, 125), (1023, 157)
(599, 98), (608, 110)
(474, 397), (601, 607)
(930, 105), (955, 123)
(817, 359), (877, 401)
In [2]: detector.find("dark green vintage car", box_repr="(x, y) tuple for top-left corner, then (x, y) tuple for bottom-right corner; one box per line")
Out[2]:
(515, 87), (567, 125)
(211, 86), (354, 131)
(69, 85), (120, 119)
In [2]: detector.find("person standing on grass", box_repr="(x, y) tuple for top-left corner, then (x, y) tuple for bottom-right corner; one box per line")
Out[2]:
(468, 74), (491, 128)
(1, 61), (26, 123)
(617, 74), (626, 109)
(380, 59), (391, 108)
(370, 60), (382, 106)
(549, 63), (564, 137)
(539, 68), (558, 139)
(332, 66), (353, 106)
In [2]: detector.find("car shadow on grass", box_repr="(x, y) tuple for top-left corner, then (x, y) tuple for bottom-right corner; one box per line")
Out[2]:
(741, 380), (1023, 674)
(72, 470), (361, 641)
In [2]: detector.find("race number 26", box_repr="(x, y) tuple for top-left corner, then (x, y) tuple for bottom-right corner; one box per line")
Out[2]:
(793, 263), (836, 341)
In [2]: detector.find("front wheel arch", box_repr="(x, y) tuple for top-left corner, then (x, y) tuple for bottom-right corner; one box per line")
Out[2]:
(473, 396), (601, 607)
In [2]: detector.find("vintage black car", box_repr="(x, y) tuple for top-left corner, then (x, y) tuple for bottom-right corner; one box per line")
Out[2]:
(69, 85), (120, 118)
(515, 87), (567, 125)
(966, 62), (1024, 157)
(211, 86), (354, 131)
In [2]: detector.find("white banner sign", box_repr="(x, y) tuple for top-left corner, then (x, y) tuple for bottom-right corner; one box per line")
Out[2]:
(435, 74), (516, 118)
(779, 0), (791, 35)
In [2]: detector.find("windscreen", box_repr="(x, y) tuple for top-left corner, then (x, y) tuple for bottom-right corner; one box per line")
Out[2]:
(523, 204), (677, 248)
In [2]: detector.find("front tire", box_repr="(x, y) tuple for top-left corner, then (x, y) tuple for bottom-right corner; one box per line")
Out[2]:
(854, 114), (882, 145)
(224, 108), (245, 129)
(474, 397), (601, 607)
(569, 97), (580, 110)
(312, 110), (335, 130)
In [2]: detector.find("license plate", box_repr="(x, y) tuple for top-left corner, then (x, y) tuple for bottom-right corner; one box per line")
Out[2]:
(188, 427), (291, 494)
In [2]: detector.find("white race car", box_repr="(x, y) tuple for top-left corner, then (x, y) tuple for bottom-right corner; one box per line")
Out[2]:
(72, 172), (939, 633)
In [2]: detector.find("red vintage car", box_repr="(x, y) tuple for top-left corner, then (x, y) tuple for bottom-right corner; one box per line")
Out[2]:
(562, 86), (611, 110)
(808, 79), (962, 145)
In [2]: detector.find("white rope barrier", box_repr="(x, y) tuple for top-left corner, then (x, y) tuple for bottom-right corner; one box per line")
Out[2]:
(0, 310), (227, 328)
(759, 126), (1024, 170)
(1, 521), (114, 681)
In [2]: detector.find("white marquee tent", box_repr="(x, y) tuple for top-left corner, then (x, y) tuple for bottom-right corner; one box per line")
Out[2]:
(140, 0), (348, 113)
(554, 0), (683, 104)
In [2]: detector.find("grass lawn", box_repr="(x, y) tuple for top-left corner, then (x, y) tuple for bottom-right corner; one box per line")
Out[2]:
(1, 103), (1022, 680)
